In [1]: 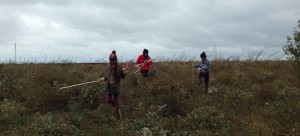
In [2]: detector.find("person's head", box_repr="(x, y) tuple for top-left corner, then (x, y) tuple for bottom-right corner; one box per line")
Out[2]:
(143, 49), (149, 58)
(109, 50), (118, 68)
(200, 52), (207, 61)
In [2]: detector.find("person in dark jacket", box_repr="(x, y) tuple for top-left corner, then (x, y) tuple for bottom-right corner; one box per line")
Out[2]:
(193, 52), (211, 94)
(99, 50), (128, 119)
(136, 49), (153, 77)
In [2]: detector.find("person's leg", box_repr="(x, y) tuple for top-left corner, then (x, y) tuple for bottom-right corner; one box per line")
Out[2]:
(140, 70), (145, 77)
(105, 94), (113, 106)
(141, 70), (149, 77)
(113, 94), (121, 119)
(144, 70), (149, 77)
(198, 73), (203, 85)
(204, 73), (209, 93)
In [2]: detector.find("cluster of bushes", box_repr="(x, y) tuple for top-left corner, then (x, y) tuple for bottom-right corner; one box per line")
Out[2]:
(0, 60), (299, 135)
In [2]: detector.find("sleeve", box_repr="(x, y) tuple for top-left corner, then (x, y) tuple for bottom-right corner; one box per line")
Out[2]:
(136, 55), (142, 64)
(118, 66), (126, 79)
(120, 70), (126, 79)
(194, 62), (200, 67)
(207, 61), (211, 71)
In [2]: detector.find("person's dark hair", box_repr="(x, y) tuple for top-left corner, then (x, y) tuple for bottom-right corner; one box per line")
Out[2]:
(200, 52), (206, 58)
(109, 50), (117, 61)
(143, 49), (148, 54)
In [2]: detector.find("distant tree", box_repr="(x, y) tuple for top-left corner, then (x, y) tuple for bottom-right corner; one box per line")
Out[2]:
(283, 19), (300, 79)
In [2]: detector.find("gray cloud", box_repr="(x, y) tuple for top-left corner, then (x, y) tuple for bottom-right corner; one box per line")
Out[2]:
(0, 0), (299, 62)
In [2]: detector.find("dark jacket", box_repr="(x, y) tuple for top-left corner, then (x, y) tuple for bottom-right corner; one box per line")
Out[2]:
(104, 64), (126, 95)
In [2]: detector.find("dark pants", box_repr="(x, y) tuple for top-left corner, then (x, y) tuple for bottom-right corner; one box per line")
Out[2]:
(199, 72), (209, 91)
(105, 94), (121, 119)
(140, 70), (149, 77)
(106, 94), (120, 112)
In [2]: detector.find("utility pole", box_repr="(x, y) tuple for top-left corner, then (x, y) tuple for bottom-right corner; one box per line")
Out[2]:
(15, 43), (16, 63)
(214, 43), (217, 60)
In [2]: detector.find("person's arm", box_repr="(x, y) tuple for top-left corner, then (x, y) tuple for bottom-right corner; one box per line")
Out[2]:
(146, 57), (153, 65)
(119, 65), (127, 79)
(207, 61), (211, 71)
(136, 55), (142, 64)
(193, 62), (200, 67)
(120, 70), (126, 79)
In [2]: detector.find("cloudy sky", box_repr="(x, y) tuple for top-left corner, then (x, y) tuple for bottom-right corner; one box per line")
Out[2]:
(0, 0), (299, 62)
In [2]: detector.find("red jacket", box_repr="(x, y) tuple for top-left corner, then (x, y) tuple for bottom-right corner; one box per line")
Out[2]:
(136, 55), (153, 71)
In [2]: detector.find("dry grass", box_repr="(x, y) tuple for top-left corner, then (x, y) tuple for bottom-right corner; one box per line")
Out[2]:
(0, 60), (299, 135)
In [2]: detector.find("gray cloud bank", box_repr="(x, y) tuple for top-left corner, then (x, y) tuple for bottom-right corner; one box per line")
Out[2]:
(0, 0), (299, 62)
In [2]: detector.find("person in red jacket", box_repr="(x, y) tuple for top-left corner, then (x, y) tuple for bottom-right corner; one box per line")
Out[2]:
(136, 49), (153, 77)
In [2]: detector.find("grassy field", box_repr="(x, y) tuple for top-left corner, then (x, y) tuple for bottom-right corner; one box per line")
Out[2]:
(0, 60), (300, 135)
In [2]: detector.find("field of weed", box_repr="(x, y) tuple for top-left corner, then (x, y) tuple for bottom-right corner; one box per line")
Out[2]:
(0, 60), (299, 135)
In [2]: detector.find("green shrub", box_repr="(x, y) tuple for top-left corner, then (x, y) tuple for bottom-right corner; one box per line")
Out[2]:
(187, 106), (224, 130)
(28, 113), (77, 135)
(67, 100), (82, 112)
(132, 119), (147, 131)
(71, 114), (86, 127)
(158, 95), (187, 117)
(283, 19), (300, 79)
(0, 99), (26, 125)
(0, 74), (17, 100)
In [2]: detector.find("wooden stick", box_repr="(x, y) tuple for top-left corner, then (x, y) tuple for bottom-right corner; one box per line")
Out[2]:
(59, 80), (101, 90)
(135, 59), (152, 73)
(134, 56), (160, 74)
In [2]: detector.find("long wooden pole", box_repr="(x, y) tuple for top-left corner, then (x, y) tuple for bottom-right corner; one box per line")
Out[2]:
(135, 58), (155, 73)
(59, 80), (100, 90)
(134, 56), (160, 73)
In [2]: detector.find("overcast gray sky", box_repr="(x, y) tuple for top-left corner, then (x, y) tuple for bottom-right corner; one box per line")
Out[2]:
(0, 0), (299, 62)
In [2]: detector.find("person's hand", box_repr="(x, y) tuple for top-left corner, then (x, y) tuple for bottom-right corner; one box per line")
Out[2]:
(98, 77), (105, 82)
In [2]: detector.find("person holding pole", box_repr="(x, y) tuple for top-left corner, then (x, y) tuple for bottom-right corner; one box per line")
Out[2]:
(193, 52), (211, 94)
(99, 50), (128, 119)
(136, 49), (153, 77)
